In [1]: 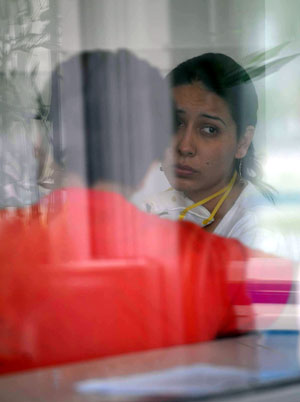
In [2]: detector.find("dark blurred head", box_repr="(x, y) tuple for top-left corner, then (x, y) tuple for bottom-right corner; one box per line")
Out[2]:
(50, 50), (172, 188)
(167, 53), (258, 138)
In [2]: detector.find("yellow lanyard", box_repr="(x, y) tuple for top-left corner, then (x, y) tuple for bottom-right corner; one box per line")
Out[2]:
(178, 171), (237, 225)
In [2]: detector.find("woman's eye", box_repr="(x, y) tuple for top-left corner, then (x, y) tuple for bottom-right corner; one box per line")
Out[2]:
(202, 126), (217, 135)
(175, 118), (184, 129)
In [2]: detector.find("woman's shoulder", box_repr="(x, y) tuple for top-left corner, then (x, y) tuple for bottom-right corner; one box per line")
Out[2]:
(237, 181), (273, 209)
(216, 182), (300, 260)
(215, 182), (267, 233)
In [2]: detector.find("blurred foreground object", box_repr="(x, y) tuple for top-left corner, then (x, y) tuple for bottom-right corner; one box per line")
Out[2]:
(0, 188), (294, 375)
(0, 187), (254, 375)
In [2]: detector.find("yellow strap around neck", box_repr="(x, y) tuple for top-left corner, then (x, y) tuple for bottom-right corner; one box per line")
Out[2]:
(178, 171), (237, 224)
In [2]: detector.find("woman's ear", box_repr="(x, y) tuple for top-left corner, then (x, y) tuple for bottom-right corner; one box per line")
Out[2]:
(235, 126), (255, 159)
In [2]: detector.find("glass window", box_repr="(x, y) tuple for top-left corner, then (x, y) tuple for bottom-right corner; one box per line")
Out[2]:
(0, 1), (299, 401)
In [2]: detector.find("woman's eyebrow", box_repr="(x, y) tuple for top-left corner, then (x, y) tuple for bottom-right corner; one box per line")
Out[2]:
(201, 113), (226, 127)
(176, 108), (227, 127)
(175, 108), (185, 114)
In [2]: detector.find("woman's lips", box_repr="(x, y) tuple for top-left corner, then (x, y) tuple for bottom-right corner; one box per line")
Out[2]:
(174, 164), (196, 177)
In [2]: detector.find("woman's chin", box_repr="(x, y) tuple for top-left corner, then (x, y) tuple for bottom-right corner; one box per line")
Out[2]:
(169, 178), (196, 194)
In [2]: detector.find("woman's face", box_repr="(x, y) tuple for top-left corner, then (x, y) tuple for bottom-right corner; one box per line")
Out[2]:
(162, 82), (248, 202)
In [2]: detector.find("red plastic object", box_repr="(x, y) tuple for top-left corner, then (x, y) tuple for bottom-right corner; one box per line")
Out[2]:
(0, 259), (189, 375)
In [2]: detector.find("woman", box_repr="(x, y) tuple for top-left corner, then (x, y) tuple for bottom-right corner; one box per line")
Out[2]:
(143, 53), (296, 259)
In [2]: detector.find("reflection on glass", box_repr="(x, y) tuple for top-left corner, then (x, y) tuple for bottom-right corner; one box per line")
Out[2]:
(0, 1), (299, 401)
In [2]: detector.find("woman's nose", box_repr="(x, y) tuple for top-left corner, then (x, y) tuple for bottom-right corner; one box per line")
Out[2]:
(176, 128), (196, 157)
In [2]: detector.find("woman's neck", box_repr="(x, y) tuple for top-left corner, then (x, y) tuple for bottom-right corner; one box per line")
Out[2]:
(201, 176), (247, 232)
